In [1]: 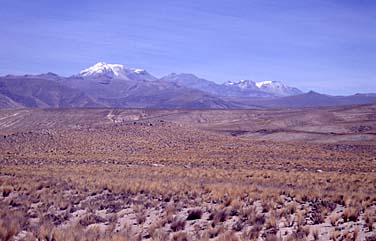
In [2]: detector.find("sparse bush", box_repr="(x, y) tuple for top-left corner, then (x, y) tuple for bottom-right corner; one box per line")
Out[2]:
(2, 186), (12, 197)
(262, 201), (271, 213)
(79, 214), (106, 226)
(217, 231), (238, 241)
(311, 206), (328, 224)
(232, 220), (244, 232)
(287, 202), (297, 215)
(240, 225), (262, 240)
(172, 231), (188, 241)
(136, 212), (146, 224)
(170, 217), (186, 232)
(187, 209), (202, 220)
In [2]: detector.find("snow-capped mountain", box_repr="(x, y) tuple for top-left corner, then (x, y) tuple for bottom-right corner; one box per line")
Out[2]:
(77, 63), (300, 97)
(224, 80), (258, 90)
(226, 80), (302, 97)
(79, 62), (157, 82)
(162, 73), (302, 97)
(1, 62), (375, 109)
(255, 80), (302, 96)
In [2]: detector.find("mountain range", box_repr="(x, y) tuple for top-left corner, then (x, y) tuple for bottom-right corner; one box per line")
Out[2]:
(0, 62), (375, 109)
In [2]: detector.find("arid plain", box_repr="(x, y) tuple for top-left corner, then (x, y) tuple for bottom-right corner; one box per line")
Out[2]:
(1, 104), (376, 241)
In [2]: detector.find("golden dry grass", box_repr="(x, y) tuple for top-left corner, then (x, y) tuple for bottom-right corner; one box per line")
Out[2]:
(0, 107), (376, 240)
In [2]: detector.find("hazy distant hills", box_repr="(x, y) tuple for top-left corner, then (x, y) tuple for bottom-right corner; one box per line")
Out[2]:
(224, 91), (376, 108)
(0, 74), (101, 108)
(0, 62), (375, 109)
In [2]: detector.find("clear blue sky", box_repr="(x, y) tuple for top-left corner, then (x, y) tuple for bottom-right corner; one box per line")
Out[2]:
(1, 0), (375, 95)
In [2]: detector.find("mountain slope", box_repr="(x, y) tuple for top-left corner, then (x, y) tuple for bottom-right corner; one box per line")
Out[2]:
(245, 91), (376, 108)
(62, 76), (238, 108)
(0, 93), (23, 108)
(0, 75), (102, 108)
(58, 63), (238, 109)
(0, 62), (374, 109)
(160, 73), (226, 95)
(161, 73), (302, 97)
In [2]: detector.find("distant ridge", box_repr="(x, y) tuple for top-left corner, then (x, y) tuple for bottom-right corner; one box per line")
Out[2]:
(161, 73), (302, 97)
(235, 91), (376, 108)
(0, 62), (375, 109)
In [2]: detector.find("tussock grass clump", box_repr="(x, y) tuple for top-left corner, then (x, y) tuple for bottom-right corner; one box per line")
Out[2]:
(230, 198), (242, 210)
(365, 211), (374, 231)
(353, 228), (360, 241)
(296, 211), (306, 227)
(247, 207), (265, 226)
(264, 233), (279, 241)
(172, 231), (188, 241)
(170, 217), (186, 232)
(312, 228), (319, 241)
(240, 225), (262, 240)
(330, 214), (340, 226)
(288, 225), (310, 240)
(209, 208), (228, 226)
(208, 225), (224, 239)
(151, 228), (168, 241)
(0, 218), (20, 241)
(343, 207), (360, 222)
(265, 214), (277, 231)
(329, 230), (339, 241)
(37, 219), (54, 241)
(217, 231), (238, 241)
(136, 212), (146, 224)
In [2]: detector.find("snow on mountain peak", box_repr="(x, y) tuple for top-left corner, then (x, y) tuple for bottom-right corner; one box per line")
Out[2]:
(255, 80), (302, 96)
(225, 80), (257, 90)
(131, 68), (146, 74)
(225, 80), (302, 96)
(80, 62), (125, 77)
(78, 62), (156, 81)
(255, 80), (277, 88)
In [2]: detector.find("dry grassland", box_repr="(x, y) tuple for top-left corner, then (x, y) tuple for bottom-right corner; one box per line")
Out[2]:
(0, 105), (376, 240)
